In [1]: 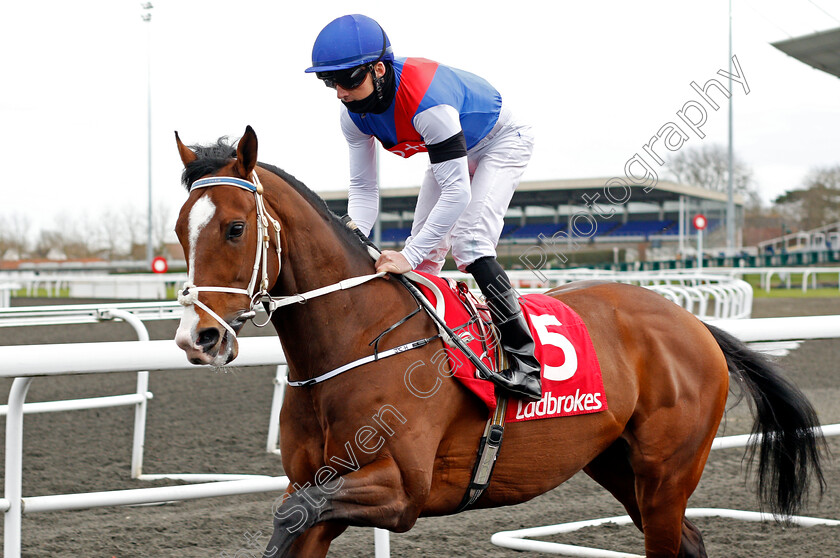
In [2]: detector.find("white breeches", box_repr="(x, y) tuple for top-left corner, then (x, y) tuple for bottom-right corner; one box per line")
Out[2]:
(409, 108), (535, 274)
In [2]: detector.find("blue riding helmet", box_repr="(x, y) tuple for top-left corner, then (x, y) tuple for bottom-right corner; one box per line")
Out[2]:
(304, 14), (394, 73)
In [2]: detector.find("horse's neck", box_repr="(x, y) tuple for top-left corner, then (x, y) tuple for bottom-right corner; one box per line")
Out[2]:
(271, 196), (372, 296)
(265, 182), (400, 374)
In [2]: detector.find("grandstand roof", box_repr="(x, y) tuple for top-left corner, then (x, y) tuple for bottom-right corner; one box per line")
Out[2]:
(772, 26), (840, 79)
(320, 178), (744, 216)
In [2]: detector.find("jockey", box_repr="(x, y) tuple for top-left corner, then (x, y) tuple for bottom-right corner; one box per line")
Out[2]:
(305, 14), (541, 401)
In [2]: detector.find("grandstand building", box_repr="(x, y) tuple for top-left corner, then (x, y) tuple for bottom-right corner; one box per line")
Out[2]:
(321, 178), (745, 270)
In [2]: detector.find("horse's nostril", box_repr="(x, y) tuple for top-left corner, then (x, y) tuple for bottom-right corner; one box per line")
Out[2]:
(196, 328), (220, 351)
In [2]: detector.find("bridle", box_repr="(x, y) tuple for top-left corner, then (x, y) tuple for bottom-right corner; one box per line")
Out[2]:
(178, 169), (385, 340)
(177, 171), (282, 339)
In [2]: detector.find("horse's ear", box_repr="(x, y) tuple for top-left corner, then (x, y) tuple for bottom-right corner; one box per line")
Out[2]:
(175, 131), (197, 167)
(236, 125), (258, 177)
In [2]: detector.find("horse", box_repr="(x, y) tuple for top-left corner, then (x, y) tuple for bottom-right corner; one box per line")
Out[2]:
(173, 126), (825, 558)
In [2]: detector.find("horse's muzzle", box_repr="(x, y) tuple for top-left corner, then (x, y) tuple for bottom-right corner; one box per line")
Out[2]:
(175, 323), (239, 366)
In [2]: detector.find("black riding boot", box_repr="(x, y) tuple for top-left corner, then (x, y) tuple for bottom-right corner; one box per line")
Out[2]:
(465, 257), (542, 401)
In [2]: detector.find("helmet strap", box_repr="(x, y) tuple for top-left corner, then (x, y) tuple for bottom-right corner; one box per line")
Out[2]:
(342, 62), (395, 115)
(372, 65), (384, 101)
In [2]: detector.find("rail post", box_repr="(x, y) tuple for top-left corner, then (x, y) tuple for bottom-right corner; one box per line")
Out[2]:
(4, 377), (33, 558)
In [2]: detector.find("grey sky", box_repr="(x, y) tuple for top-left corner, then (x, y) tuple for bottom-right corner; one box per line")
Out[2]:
(2, 1), (838, 242)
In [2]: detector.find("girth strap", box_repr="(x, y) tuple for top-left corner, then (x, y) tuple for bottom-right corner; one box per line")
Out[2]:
(455, 395), (508, 512)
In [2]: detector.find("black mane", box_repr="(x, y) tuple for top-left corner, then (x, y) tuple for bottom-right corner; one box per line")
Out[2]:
(181, 136), (369, 259)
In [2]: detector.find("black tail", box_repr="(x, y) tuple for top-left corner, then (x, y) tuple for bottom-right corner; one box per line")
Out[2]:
(704, 322), (827, 519)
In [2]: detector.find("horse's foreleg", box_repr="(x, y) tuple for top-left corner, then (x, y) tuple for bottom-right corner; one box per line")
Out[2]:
(277, 522), (347, 558)
(264, 458), (426, 558)
(677, 518), (707, 558)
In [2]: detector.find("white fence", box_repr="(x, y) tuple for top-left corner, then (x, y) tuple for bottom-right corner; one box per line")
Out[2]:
(490, 313), (840, 557)
(0, 336), (291, 557)
(0, 284), (19, 309)
(491, 419), (840, 557)
(446, 270), (755, 319)
(2, 316), (839, 557)
(3, 272), (753, 320)
(2, 266), (837, 303)
(753, 266), (840, 293)
(490, 505), (840, 557)
(1, 301), (188, 480)
(0, 270), (756, 476)
(0, 270), (758, 504)
(491, 267), (840, 295)
(0, 272), (186, 299)
(757, 222), (840, 255)
(1, 277), (839, 556)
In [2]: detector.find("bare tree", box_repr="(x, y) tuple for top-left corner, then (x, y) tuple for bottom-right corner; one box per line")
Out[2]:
(34, 230), (68, 259)
(118, 203), (148, 260)
(666, 144), (755, 196)
(34, 213), (106, 259)
(92, 207), (131, 259)
(0, 213), (33, 258)
(152, 201), (174, 256)
(114, 201), (178, 260)
(2, 200), (181, 262)
(774, 164), (840, 231)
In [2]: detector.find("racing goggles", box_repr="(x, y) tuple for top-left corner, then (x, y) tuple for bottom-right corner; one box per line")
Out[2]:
(317, 65), (371, 90)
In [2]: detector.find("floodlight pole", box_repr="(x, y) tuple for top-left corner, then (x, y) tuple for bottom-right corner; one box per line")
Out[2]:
(726, 0), (735, 252)
(142, 3), (154, 267)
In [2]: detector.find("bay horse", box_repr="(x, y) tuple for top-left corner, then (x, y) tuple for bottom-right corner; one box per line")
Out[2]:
(173, 126), (825, 558)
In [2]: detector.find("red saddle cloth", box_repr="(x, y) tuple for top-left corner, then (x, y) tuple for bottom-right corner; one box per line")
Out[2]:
(413, 272), (607, 423)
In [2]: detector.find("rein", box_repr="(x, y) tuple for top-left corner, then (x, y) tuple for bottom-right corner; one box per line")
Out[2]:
(177, 170), (435, 387)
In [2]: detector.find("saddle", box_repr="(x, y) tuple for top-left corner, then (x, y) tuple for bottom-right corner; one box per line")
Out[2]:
(406, 271), (609, 508)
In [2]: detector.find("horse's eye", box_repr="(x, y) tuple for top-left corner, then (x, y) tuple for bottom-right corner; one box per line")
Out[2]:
(227, 222), (246, 240)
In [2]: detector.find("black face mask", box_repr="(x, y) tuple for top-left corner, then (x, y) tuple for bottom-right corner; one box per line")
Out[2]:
(342, 63), (396, 115)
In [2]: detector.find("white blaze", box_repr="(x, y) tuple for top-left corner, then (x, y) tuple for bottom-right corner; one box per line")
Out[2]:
(187, 195), (216, 283)
(176, 195), (216, 348)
